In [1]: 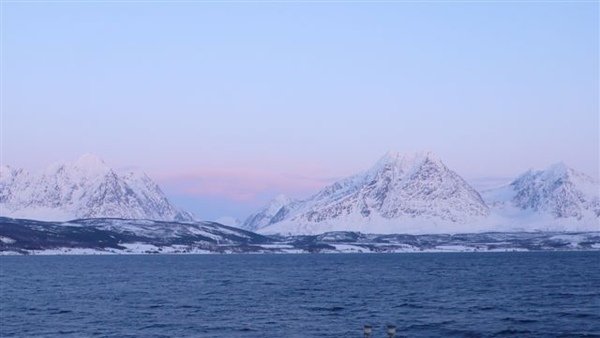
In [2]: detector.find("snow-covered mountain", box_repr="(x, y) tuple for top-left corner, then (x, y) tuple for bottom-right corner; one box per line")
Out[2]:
(481, 162), (600, 231)
(245, 151), (491, 235)
(242, 194), (297, 231)
(0, 154), (193, 222)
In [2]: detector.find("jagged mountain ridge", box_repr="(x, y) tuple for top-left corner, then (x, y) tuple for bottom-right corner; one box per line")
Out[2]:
(0, 154), (193, 222)
(245, 152), (600, 235)
(247, 151), (491, 235)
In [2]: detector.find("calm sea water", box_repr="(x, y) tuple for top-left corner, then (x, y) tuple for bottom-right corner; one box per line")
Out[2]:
(1, 252), (599, 337)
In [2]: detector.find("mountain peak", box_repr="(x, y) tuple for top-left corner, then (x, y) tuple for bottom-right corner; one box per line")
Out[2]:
(72, 153), (107, 169)
(271, 194), (291, 205)
(0, 164), (13, 177)
(371, 151), (442, 176)
(0, 156), (194, 222)
(514, 162), (594, 187)
(543, 162), (572, 179)
(379, 150), (438, 163)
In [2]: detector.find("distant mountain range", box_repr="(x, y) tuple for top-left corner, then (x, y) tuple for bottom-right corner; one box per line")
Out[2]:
(243, 152), (599, 235)
(1, 152), (598, 236)
(0, 154), (193, 222)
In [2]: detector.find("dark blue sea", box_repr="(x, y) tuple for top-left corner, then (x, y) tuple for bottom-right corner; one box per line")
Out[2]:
(1, 252), (599, 337)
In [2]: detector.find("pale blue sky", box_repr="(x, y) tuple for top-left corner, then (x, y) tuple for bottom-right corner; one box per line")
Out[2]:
(1, 1), (598, 220)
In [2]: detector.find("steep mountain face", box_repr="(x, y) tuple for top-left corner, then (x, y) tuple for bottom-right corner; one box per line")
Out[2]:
(246, 152), (490, 235)
(482, 163), (600, 227)
(0, 154), (194, 222)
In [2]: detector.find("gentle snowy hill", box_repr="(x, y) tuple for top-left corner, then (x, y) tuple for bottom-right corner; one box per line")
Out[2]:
(0, 154), (193, 222)
(482, 163), (600, 231)
(246, 151), (490, 235)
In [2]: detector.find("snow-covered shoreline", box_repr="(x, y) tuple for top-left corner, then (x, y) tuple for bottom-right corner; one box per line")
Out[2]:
(2, 215), (599, 256)
(3, 234), (599, 256)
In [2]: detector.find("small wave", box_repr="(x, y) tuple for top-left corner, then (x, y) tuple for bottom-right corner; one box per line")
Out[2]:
(140, 323), (171, 329)
(305, 305), (345, 312)
(556, 333), (600, 338)
(50, 309), (73, 315)
(393, 302), (424, 309)
(237, 327), (258, 332)
(493, 328), (533, 336)
(500, 317), (538, 324)
(441, 328), (482, 337)
(57, 330), (78, 334)
(558, 312), (599, 319)
(472, 305), (496, 311)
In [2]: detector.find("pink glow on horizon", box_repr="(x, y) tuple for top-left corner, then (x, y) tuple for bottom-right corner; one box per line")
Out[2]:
(155, 168), (338, 202)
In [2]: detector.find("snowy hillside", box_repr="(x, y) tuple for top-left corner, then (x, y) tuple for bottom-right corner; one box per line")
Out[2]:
(482, 162), (600, 231)
(0, 154), (193, 222)
(246, 151), (491, 235)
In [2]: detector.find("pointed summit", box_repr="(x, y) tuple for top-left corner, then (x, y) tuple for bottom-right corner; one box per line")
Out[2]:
(378, 150), (401, 163)
(0, 164), (13, 177)
(540, 162), (574, 181)
(75, 153), (105, 165)
(372, 150), (441, 173)
(72, 153), (108, 171)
